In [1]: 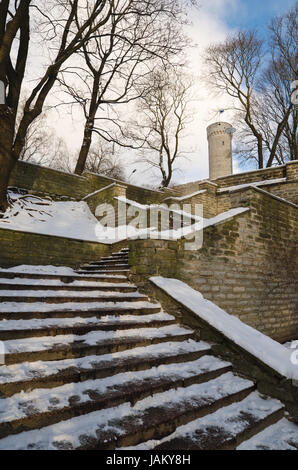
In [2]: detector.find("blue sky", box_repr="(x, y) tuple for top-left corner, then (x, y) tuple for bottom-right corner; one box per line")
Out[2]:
(224, 0), (297, 34)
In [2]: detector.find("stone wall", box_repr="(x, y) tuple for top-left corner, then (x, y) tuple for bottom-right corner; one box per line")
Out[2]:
(9, 161), (89, 200)
(8, 161), (163, 204)
(173, 161), (298, 210)
(146, 280), (298, 420)
(0, 227), (127, 269)
(129, 187), (298, 343)
(212, 164), (287, 188)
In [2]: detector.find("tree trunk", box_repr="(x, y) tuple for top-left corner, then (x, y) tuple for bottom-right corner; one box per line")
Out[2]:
(0, 105), (16, 212)
(257, 135), (263, 169)
(74, 123), (93, 175)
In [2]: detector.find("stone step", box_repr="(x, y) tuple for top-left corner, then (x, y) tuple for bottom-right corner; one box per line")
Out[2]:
(92, 256), (129, 262)
(0, 291), (148, 304)
(0, 356), (232, 439)
(0, 313), (177, 340)
(88, 260), (129, 266)
(0, 340), (211, 396)
(76, 269), (130, 276)
(2, 325), (194, 364)
(126, 391), (286, 451)
(0, 372), (255, 450)
(0, 301), (162, 320)
(129, 391), (285, 450)
(237, 418), (298, 450)
(0, 282), (137, 293)
(0, 272), (128, 283)
(88, 261), (130, 267)
(79, 264), (129, 271)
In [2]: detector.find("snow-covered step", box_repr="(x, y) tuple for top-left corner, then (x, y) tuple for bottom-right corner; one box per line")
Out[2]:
(0, 372), (254, 450)
(0, 340), (211, 396)
(77, 269), (130, 275)
(80, 264), (129, 269)
(0, 356), (232, 438)
(89, 259), (129, 265)
(0, 300), (162, 320)
(132, 391), (284, 450)
(0, 290), (147, 304)
(2, 325), (194, 364)
(0, 272), (128, 283)
(237, 418), (298, 450)
(0, 279), (137, 292)
(0, 312), (177, 340)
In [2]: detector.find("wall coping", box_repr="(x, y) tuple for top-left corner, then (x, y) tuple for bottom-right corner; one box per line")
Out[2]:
(82, 183), (118, 201)
(217, 178), (287, 194)
(150, 276), (297, 383)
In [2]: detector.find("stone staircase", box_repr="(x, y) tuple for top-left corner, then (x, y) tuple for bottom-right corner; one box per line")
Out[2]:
(0, 248), (296, 450)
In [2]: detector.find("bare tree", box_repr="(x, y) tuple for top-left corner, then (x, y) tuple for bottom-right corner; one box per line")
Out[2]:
(57, 0), (196, 175)
(14, 98), (63, 165)
(204, 30), (265, 168)
(0, 1), (130, 212)
(204, 5), (297, 170)
(264, 5), (297, 165)
(129, 67), (194, 187)
(84, 141), (126, 180)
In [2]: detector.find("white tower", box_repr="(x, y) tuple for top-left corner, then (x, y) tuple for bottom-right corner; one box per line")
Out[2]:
(207, 122), (234, 180)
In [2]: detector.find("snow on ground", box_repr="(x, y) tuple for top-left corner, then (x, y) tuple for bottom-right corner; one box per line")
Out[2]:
(150, 277), (298, 381)
(0, 191), (156, 244)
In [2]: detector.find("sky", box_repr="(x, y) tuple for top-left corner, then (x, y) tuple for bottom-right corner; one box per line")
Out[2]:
(224, 0), (296, 31)
(48, 0), (297, 187)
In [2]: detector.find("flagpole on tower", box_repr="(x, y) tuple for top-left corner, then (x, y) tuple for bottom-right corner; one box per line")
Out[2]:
(218, 109), (225, 122)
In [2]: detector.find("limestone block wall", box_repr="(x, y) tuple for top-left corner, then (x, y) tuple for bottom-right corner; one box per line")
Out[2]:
(286, 160), (298, 180)
(83, 184), (127, 222)
(9, 161), (89, 200)
(129, 188), (298, 343)
(174, 161), (298, 200)
(0, 227), (125, 268)
(213, 165), (287, 188)
(8, 161), (163, 204)
(262, 182), (298, 205)
(83, 172), (164, 204)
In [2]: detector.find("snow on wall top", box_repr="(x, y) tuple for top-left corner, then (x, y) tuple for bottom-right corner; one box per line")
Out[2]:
(150, 276), (298, 382)
(217, 178), (287, 193)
